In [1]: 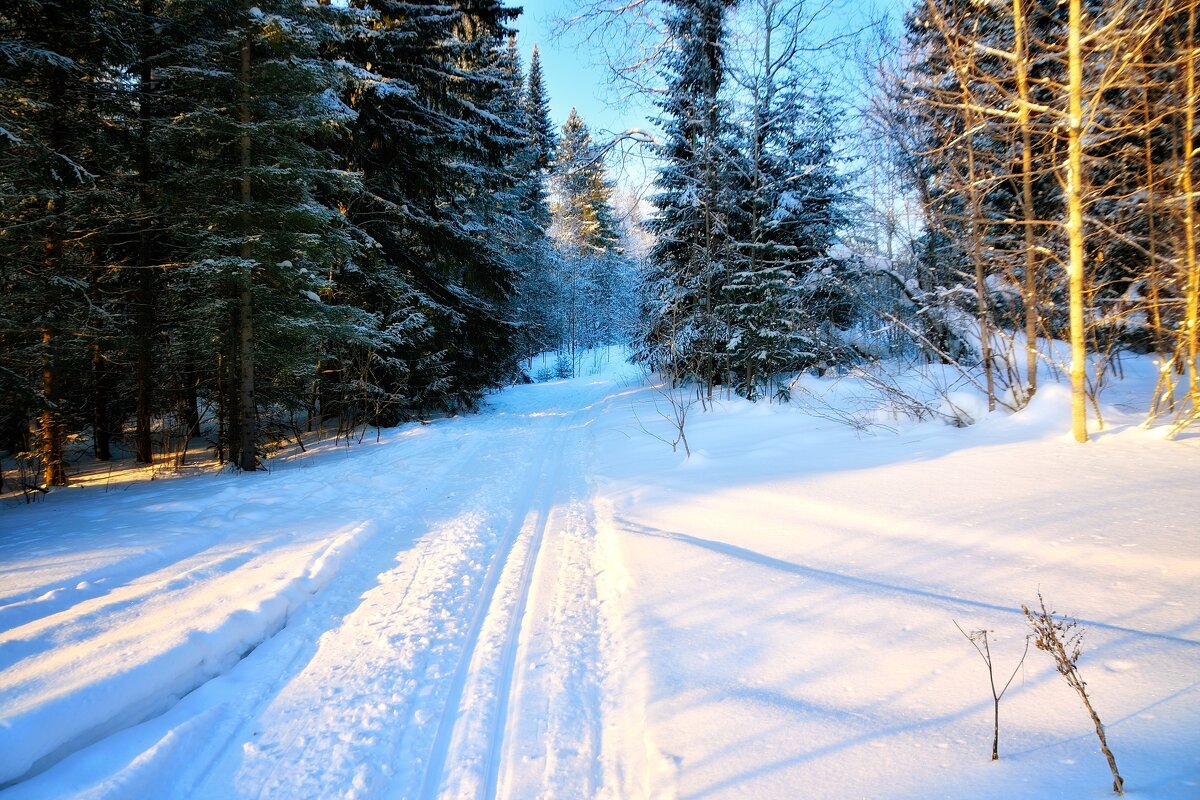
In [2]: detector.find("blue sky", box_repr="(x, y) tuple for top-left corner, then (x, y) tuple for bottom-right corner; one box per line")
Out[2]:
(512, 4), (659, 187)
(510, 0), (905, 191)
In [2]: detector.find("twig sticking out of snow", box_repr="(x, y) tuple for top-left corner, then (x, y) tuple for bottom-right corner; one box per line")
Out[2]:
(1023, 592), (1124, 795)
(953, 620), (1029, 761)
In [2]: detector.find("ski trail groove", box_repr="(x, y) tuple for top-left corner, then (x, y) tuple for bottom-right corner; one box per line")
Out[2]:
(480, 420), (575, 800)
(416, 416), (569, 800)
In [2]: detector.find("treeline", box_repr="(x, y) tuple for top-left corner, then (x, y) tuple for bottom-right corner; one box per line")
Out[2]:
(638, 0), (1197, 438)
(1, 0), (629, 486)
(870, 0), (1198, 437)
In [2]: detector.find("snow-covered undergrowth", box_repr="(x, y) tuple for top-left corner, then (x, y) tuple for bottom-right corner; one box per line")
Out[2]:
(1, 350), (1197, 799)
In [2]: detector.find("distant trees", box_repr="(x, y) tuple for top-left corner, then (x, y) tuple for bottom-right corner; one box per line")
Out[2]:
(509, 56), (639, 376)
(550, 108), (632, 367)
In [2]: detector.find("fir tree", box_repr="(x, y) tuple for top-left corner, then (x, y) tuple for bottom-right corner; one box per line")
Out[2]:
(526, 45), (556, 163)
(157, 0), (375, 469)
(0, 0), (132, 484)
(349, 0), (523, 412)
(640, 0), (738, 391)
(503, 37), (560, 364)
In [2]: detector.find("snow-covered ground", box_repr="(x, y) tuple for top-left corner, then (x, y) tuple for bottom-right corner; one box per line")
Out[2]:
(1, 352), (1198, 799)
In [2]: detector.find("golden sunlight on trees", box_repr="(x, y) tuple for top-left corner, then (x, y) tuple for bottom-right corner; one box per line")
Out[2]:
(893, 0), (1197, 441)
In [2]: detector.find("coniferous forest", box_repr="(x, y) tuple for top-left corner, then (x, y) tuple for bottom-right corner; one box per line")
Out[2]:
(1, 3), (1198, 796)
(1, 0), (639, 486)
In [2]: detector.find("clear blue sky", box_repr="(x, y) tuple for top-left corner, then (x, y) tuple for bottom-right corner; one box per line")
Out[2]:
(510, 0), (905, 191)
(512, 3), (659, 188)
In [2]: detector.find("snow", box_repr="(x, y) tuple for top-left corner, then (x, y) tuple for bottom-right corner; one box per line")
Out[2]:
(1, 350), (1198, 799)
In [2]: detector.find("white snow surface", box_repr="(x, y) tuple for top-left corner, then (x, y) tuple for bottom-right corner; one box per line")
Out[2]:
(1, 350), (1198, 799)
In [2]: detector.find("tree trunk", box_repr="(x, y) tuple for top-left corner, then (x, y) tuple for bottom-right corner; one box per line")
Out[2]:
(184, 359), (201, 441)
(1180, 3), (1198, 423)
(216, 353), (227, 464)
(91, 339), (111, 461)
(134, 266), (155, 463)
(1013, 0), (1039, 400)
(134, 0), (158, 464)
(1066, 0), (1089, 443)
(236, 32), (257, 472)
(40, 68), (68, 486)
(41, 328), (66, 487)
(964, 101), (996, 412)
(952, 26), (996, 412)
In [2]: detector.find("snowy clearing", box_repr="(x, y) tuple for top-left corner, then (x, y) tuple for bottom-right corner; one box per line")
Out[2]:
(1, 353), (1198, 799)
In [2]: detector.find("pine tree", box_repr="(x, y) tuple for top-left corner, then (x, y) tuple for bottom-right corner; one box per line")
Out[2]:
(640, 0), (738, 392)
(0, 0), (132, 484)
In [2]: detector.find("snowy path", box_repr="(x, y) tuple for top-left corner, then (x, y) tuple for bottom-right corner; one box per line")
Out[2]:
(2, 356), (1199, 799)
(0, 375), (632, 800)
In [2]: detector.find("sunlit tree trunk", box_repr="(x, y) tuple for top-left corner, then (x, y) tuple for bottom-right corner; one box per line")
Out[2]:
(41, 327), (66, 487)
(1013, 0), (1039, 399)
(1066, 0), (1088, 442)
(41, 75), (68, 486)
(1180, 3), (1198, 426)
(964, 99), (996, 412)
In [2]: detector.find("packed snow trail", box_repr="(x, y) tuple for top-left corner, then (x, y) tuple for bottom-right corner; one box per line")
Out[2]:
(0, 366), (642, 800)
(2, 353), (1199, 799)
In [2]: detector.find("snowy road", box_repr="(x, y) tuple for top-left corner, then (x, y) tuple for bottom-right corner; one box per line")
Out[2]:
(2, 355), (1199, 799)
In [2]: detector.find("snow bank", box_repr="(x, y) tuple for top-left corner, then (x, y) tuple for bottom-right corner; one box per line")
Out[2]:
(0, 520), (374, 785)
(587, 356), (1200, 799)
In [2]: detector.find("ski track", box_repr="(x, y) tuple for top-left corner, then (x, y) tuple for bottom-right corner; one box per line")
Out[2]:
(0, 377), (649, 800)
(178, 392), (616, 800)
(417, 414), (567, 800)
(428, 404), (612, 800)
(182, 420), (547, 800)
(5, 357), (1199, 800)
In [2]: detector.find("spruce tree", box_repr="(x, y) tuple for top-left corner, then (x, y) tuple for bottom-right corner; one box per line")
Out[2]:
(0, 0), (131, 484)
(528, 44), (559, 209)
(158, 0), (375, 469)
(510, 42), (560, 362)
(640, 0), (738, 391)
(348, 0), (523, 412)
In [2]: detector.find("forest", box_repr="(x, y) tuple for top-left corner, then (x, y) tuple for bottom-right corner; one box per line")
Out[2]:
(1, 2), (1197, 797)
(2, 0), (1197, 491)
